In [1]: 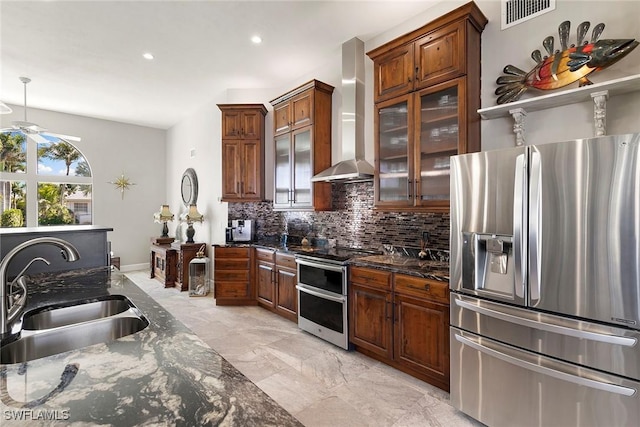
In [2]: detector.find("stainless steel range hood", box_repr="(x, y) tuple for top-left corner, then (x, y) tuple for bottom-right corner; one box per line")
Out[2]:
(311, 37), (374, 183)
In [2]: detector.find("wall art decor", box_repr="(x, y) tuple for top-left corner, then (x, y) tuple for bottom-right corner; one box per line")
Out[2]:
(495, 20), (638, 104)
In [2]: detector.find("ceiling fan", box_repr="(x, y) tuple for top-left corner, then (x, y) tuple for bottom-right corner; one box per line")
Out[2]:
(0, 76), (81, 143)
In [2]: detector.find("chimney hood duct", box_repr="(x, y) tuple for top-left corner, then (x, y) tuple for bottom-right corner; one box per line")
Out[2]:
(311, 37), (374, 183)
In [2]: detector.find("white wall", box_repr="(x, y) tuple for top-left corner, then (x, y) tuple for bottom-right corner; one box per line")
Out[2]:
(1, 106), (166, 268)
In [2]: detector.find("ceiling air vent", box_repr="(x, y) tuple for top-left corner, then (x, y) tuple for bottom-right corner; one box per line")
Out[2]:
(501, 0), (556, 30)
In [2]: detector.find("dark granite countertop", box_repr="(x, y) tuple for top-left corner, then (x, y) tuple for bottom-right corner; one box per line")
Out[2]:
(0, 267), (302, 426)
(215, 240), (449, 281)
(348, 255), (449, 282)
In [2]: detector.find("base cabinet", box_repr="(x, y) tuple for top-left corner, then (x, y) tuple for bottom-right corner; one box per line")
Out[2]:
(349, 266), (450, 391)
(255, 248), (297, 322)
(214, 246), (255, 305)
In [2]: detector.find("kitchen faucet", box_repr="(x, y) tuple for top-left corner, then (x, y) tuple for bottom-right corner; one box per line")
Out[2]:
(0, 237), (80, 339)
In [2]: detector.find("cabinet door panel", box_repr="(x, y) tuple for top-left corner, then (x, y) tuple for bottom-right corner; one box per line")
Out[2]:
(242, 111), (262, 139)
(374, 44), (414, 102)
(291, 92), (313, 129)
(349, 284), (393, 359)
(415, 21), (465, 89)
(274, 134), (292, 208)
(222, 111), (243, 139)
(375, 95), (413, 208)
(292, 127), (313, 208)
(222, 141), (241, 199)
(274, 103), (291, 135)
(415, 79), (465, 206)
(394, 295), (449, 380)
(241, 140), (261, 199)
(257, 262), (275, 306)
(276, 267), (297, 319)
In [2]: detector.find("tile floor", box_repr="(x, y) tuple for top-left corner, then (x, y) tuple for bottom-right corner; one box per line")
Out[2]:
(125, 270), (484, 427)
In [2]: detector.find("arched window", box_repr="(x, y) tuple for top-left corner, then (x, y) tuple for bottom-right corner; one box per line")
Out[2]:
(1, 132), (93, 227)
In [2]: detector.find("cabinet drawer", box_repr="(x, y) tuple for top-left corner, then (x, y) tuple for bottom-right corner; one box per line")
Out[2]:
(215, 247), (250, 258)
(255, 248), (275, 262)
(215, 258), (250, 270)
(395, 274), (449, 303)
(215, 281), (250, 298)
(275, 252), (296, 269)
(350, 266), (392, 290)
(215, 270), (250, 282)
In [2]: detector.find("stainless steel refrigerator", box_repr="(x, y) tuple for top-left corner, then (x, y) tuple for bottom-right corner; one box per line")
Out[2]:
(450, 133), (640, 427)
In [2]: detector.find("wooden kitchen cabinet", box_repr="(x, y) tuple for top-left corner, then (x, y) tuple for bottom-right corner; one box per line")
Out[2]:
(349, 266), (393, 359)
(218, 104), (267, 201)
(368, 2), (486, 212)
(213, 246), (255, 305)
(349, 266), (450, 391)
(270, 80), (333, 211)
(274, 252), (297, 322)
(255, 248), (298, 322)
(256, 248), (276, 308)
(394, 274), (450, 391)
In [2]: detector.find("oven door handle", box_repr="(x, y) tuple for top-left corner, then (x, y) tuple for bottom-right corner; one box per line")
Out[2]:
(295, 257), (346, 273)
(296, 284), (346, 303)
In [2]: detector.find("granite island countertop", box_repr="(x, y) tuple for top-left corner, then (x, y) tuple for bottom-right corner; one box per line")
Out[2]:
(0, 267), (302, 426)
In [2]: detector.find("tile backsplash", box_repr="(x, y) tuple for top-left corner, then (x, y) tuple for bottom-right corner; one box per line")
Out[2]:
(228, 181), (450, 251)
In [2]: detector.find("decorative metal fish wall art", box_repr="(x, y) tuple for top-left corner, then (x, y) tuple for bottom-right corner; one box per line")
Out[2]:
(495, 21), (639, 104)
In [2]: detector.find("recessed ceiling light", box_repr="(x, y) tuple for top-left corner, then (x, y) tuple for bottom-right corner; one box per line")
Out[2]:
(142, 52), (154, 60)
(251, 35), (262, 44)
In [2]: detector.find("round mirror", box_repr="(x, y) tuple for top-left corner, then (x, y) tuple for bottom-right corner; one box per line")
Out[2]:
(181, 168), (198, 206)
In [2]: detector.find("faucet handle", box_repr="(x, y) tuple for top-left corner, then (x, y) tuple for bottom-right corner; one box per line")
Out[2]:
(10, 257), (50, 288)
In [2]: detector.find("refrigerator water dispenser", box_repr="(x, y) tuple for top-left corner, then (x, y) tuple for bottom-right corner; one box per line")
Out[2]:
(462, 232), (515, 299)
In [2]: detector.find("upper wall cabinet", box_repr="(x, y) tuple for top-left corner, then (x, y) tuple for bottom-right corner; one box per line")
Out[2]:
(270, 80), (334, 211)
(367, 1), (487, 212)
(218, 104), (267, 202)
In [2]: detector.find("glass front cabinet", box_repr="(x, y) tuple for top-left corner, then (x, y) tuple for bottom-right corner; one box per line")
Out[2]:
(375, 78), (466, 210)
(270, 80), (333, 211)
(273, 127), (314, 209)
(368, 2), (486, 212)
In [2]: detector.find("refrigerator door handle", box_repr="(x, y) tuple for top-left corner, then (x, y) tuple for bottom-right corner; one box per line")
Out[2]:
(454, 332), (637, 396)
(529, 150), (542, 303)
(454, 297), (637, 347)
(513, 153), (527, 300)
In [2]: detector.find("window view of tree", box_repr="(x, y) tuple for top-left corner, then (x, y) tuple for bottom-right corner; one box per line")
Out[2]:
(1, 133), (27, 226)
(0, 132), (92, 228)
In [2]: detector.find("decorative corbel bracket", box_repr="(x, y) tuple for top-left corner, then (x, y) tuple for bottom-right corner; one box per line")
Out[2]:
(591, 90), (608, 137)
(509, 108), (527, 146)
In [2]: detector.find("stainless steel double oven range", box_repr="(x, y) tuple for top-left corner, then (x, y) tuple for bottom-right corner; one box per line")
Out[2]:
(295, 247), (378, 350)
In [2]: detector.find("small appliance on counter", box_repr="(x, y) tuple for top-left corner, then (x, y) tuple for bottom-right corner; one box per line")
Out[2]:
(229, 219), (254, 242)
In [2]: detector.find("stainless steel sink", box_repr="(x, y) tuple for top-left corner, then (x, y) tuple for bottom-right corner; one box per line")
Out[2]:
(1, 296), (149, 364)
(22, 295), (134, 330)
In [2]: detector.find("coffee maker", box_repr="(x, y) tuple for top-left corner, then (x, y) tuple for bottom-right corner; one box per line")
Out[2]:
(228, 219), (254, 242)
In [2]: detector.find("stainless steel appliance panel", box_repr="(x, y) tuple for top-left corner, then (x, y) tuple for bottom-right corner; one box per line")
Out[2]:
(230, 219), (254, 242)
(450, 146), (527, 304)
(532, 134), (640, 328)
(451, 294), (640, 379)
(451, 328), (640, 427)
